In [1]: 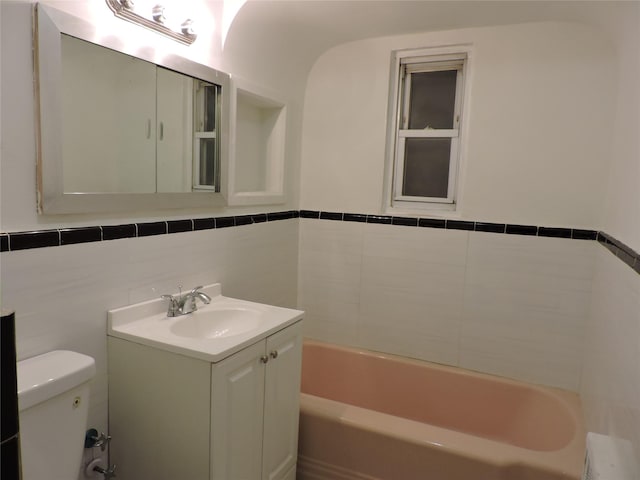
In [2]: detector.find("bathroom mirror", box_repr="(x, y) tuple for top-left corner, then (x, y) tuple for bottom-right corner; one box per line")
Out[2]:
(34, 4), (230, 213)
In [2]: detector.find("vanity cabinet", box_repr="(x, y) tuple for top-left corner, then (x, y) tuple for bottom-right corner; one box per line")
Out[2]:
(108, 320), (302, 480)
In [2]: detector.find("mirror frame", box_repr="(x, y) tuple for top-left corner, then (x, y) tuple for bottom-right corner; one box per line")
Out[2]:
(33, 4), (230, 214)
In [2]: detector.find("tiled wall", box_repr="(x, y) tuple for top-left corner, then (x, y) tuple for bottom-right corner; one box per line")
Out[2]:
(298, 214), (601, 391)
(582, 247), (640, 465)
(2, 208), (638, 394)
(0, 216), (299, 468)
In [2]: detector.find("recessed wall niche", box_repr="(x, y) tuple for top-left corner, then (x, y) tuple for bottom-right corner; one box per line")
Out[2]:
(228, 79), (287, 206)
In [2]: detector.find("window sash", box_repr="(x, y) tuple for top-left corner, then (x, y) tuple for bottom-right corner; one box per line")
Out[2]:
(393, 136), (460, 204)
(393, 59), (465, 206)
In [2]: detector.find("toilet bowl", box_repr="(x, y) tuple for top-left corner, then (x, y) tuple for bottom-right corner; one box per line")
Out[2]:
(17, 350), (96, 480)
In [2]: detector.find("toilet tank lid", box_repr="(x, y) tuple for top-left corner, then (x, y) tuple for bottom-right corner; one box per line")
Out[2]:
(17, 350), (96, 411)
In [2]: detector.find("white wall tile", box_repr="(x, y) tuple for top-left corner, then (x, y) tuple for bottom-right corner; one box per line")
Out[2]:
(582, 247), (640, 467)
(298, 219), (363, 345)
(459, 232), (596, 390)
(358, 224), (468, 365)
(361, 223), (468, 266)
(297, 220), (601, 391)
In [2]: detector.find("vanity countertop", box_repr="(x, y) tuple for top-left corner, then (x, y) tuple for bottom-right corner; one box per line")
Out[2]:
(108, 284), (304, 363)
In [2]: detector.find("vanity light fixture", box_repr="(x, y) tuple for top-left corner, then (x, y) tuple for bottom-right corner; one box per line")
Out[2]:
(105, 0), (197, 45)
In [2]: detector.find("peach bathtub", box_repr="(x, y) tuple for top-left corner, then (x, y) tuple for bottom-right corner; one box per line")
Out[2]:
(298, 341), (585, 480)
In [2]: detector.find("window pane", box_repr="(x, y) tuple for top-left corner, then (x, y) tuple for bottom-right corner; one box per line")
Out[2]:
(195, 81), (219, 132)
(402, 138), (451, 198)
(407, 70), (457, 130)
(198, 138), (217, 186)
(204, 85), (218, 131)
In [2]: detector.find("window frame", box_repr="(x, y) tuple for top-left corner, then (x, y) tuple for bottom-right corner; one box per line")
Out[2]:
(193, 80), (221, 191)
(384, 45), (472, 214)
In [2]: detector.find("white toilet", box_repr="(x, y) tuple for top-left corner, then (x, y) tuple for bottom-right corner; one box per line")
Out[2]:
(17, 350), (96, 480)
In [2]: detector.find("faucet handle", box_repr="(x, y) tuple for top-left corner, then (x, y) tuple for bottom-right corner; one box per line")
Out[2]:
(190, 285), (204, 294)
(161, 294), (179, 316)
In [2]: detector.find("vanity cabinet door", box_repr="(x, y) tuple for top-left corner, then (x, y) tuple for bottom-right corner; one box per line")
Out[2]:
(211, 341), (265, 480)
(210, 320), (303, 480)
(262, 322), (303, 480)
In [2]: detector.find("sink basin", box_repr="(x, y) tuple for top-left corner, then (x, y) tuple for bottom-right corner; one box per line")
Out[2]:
(107, 283), (304, 363)
(170, 308), (262, 339)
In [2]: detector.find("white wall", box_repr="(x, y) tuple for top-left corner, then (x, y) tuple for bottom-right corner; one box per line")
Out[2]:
(582, 249), (640, 472)
(598, 7), (640, 251)
(580, 4), (640, 472)
(300, 21), (615, 227)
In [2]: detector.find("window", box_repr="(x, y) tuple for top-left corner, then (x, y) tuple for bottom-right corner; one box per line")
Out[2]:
(193, 80), (221, 191)
(386, 47), (469, 211)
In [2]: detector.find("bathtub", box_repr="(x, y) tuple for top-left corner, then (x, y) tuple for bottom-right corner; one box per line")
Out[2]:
(298, 340), (585, 480)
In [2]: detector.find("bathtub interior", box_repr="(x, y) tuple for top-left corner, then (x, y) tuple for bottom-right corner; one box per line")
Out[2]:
(300, 341), (580, 452)
(298, 339), (586, 480)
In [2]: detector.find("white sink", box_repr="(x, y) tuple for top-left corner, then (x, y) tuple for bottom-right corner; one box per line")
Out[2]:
(170, 307), (262, 339)
(107, 284), (304, 363)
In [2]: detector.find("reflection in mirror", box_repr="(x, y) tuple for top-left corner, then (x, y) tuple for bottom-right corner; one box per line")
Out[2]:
(35, 4), (230, 213)
(193, 80), (220, 191)
(156, 67), (194, 193)
(61, 35), (157, 193)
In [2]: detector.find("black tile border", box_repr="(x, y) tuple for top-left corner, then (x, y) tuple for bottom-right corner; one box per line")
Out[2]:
(597, 232), (639, 271)
(137, 221), (167, 237)
(215, 216), (235, 229)
(447, 220), (475, 231)
(419, 218), (446, 229)
(538, 227), (572, 238)
(1, 234), (9, 252)
(102, 224), (136, 241)
(475, 222), (505, 233)
(0, 211), (298, 252)
(0, 210), (636, 277)
(506, 224), (538, 236)
(344, 213), (367, 223)
(234, 215), (253, 226)
(299, 210), (320, 219)
(320, 211), (343, 221)
(193, 218), (215, 231)
(8, 230), (60, 251)
(367, 215), (392, 225)
(167, 219), (193, 234)
(392, 216), (418, 227)
(60, 226), (102, 246)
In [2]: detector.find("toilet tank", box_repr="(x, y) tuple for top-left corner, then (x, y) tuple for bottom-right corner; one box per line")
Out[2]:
(18, 350), (96, 480)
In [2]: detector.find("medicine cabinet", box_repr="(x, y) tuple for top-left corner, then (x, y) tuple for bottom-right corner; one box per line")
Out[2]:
(34, 4), (230, 214)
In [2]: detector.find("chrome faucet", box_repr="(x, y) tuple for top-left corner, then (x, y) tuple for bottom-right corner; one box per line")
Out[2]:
(161, 285), (212, 317)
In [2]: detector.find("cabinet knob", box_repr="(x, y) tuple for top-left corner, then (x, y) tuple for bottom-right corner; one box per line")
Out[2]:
(260, 355), (269, 364)
(270, 350), (278, 359)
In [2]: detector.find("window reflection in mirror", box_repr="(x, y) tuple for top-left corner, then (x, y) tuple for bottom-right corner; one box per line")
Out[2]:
(193, 81), (220, 191)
